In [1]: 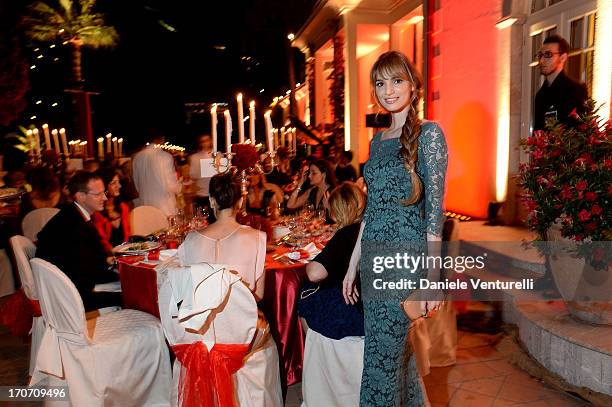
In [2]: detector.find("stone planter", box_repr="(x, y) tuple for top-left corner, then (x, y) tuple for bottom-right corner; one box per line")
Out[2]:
(547, 223), (612, 325)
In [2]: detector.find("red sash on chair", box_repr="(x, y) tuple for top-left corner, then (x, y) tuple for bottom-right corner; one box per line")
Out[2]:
(172, 342), (250, 407)
(0, 288), (40, 336)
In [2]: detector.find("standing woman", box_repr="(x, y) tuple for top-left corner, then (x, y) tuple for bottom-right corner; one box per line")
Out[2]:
(344, 51), (448, 406)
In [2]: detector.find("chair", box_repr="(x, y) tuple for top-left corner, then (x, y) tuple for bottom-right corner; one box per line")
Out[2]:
(129, 205), (169, 236)
(158, 263), (282, 406)
(9, 235), (42, 375)
(30, 258), (171, 406)
(301, 329), (364, 407)
(21, 208), (60, 242)
(0, 248), (14, 297)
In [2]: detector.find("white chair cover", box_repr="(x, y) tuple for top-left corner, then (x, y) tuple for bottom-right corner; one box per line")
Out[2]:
(21, 208), (59, 242)
(301, 329), (364, 407)
(159, 262), (282, 407)
(9, 235), (42, 375)
(0, 248), (15, 297)
(30, 258), (171, 406)
(129, 205), (170, 236)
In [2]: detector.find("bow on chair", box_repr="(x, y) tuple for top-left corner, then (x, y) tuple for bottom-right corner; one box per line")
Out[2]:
(172, 342), (250, 407)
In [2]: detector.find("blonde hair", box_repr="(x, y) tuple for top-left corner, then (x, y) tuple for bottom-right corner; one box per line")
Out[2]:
(328, 182), (366, 228)
(370, 51), (424, 205)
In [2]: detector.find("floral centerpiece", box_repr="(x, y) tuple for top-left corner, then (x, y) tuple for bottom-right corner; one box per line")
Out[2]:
(231, 143), (259, 172)
(519, 100), (611, 268)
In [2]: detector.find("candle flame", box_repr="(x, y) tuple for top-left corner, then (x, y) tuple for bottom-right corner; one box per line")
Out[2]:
(97, 137), (103, 142)
(59, 128), (65, 134)
(106, 133), (112, 138)
(237, 93), (243, 100)
(51, 129), (58, 135)
(250, 101), (255, 108)
(42, 124), (48, 128)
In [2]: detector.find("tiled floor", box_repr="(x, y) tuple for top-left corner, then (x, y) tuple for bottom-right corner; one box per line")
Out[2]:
(0, 311), (588, 407)
(287, 330), (588, 407)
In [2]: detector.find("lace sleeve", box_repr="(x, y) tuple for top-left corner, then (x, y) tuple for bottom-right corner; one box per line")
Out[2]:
(421, 122), (448, 237)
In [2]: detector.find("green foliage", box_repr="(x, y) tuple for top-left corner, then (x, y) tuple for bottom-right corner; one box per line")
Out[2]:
(519, 100), (611, 243)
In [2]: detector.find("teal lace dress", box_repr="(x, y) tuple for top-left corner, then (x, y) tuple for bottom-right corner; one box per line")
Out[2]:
(359, 121), (447, 406)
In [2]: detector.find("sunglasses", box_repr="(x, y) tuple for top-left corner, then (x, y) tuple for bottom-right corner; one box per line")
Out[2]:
(536, 51), (561, 59)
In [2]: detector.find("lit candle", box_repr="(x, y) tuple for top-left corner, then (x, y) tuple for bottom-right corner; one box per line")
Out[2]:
(80, 141), (88, 158)
(211, 104), (218, 153)
(42, 124), (51, 150)
(273, 129), (279, 150)
(237, 93), (245, 144)
(280, 126), (286, 147)
(249, 101), (256, 145)
(32, 129), (41, 157)
(264, 110), (273, 152)
(26, 130), (33, 158)
(118, 138), (123, 157)
(97, 138), (104, 160)
(293, 128), (297, 151)
(59, 128), (69, 156)
(287, 131), (293, 152)
(112, 137), (118, 158)
(106, 133), (112, 154)
(224, 109), (232, 154)
(51, 129), (60, 154)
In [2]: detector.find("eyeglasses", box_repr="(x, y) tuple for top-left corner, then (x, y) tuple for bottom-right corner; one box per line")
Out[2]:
(82, 190), (107, 198)
(536, 51), (561, 59)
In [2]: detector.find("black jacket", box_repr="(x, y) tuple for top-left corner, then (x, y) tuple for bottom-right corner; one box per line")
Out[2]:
(36, 203), (118, 310)
(534, 70), (588, 131)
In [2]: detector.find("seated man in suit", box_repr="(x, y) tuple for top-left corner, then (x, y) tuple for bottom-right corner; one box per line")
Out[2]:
(36, 171), (121, 311)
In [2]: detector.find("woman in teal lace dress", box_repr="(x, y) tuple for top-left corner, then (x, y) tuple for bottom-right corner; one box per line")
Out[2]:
(343, 51), (448, 406)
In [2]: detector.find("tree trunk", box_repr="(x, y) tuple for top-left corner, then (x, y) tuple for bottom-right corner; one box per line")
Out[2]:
(72, 42), (83, 85)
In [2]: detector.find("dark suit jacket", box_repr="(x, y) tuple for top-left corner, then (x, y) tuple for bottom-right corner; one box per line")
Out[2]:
(36, 203), (119, 311)
(534, 70), (588, 131)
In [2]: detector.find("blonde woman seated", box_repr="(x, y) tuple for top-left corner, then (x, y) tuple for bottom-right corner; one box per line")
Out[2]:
(179, 172), (266, 300)
(298, 182), (365, 407)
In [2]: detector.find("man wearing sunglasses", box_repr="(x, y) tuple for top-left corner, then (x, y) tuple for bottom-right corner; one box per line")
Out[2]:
(37, 171), (121, 311)
(534, 34), (588, 131)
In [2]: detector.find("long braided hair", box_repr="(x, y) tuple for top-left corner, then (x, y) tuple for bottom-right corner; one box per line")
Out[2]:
(370, 51), (424, 205)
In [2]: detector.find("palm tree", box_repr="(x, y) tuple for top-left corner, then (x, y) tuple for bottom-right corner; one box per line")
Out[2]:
(23, 0), (118, 156)
(24, 0), (118, 85)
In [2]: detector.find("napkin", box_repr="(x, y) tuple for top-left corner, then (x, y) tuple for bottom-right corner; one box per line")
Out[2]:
(286, 242), (321, 262)
(93, 281), (122, 293)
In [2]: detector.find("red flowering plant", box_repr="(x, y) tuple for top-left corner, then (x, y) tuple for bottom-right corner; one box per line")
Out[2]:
(519, 101), (611, 269)
(231, 143), (259, 172)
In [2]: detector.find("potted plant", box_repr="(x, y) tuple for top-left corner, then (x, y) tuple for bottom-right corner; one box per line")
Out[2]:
(519, 101), (611, 324)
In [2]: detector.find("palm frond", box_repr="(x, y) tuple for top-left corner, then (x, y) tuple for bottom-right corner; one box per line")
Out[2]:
(59, 0), (74, 19)
(79, 0), (95, 16)
(76, 25), (118, 48)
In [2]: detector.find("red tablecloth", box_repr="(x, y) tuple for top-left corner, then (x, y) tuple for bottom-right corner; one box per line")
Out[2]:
(118, 248), (309, 388)
(261, 247), (308, 388)
(117, 256), (160, 319)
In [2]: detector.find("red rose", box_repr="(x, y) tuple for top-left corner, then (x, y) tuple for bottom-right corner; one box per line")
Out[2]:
(524, 199), (537, 211)
(585, 192), (597, 201)
(550, 149), (561, 158)
(568, 108), (579, 119)
(532, 149), (544, 160)
(585, 222), (597, 232)
(578, 209), (591, 222)
(575, 234), (584, 241)
(588, 135), (602, 145)
(575, 180), (588, 191)
(592, 205), (602, 216)
(560, 185), (573, 200)
(604, 159), (612, 170)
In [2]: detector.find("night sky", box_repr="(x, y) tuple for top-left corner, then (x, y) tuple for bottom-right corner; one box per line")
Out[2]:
(1, 0), (316, 154)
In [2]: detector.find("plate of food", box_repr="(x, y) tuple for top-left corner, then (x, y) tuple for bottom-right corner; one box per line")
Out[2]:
(0, 188), (22, 201)
(113, 241), (162, 255)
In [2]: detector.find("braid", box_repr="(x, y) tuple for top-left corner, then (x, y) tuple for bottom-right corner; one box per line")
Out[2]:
(399, 91), (423, 205)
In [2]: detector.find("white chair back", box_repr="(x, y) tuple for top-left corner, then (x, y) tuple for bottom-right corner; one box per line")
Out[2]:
(30, 258), (88, 345)
(21, 208), (59, 242)
(130, 205), (170, 236)
(9, 235), (37, 300)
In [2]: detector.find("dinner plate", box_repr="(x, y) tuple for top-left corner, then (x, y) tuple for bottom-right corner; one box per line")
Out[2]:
(0, 188), (22, 201)
(113, 241), (161, 255)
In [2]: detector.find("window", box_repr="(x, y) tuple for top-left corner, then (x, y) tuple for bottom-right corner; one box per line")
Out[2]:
(567, 13), (596, 95)
(532, 0), (567, 13)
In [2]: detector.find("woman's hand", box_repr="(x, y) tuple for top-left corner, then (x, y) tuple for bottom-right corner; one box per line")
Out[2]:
(342, 266), (359, 305)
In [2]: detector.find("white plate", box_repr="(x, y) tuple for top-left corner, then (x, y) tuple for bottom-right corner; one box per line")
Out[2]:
(113, 241), (161, 255)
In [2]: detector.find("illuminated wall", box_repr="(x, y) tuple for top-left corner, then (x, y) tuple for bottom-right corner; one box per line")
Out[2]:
(428, 0), (502, 218)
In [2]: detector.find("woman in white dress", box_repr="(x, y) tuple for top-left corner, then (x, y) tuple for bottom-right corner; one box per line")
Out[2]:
(179, 172), (266, 300)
